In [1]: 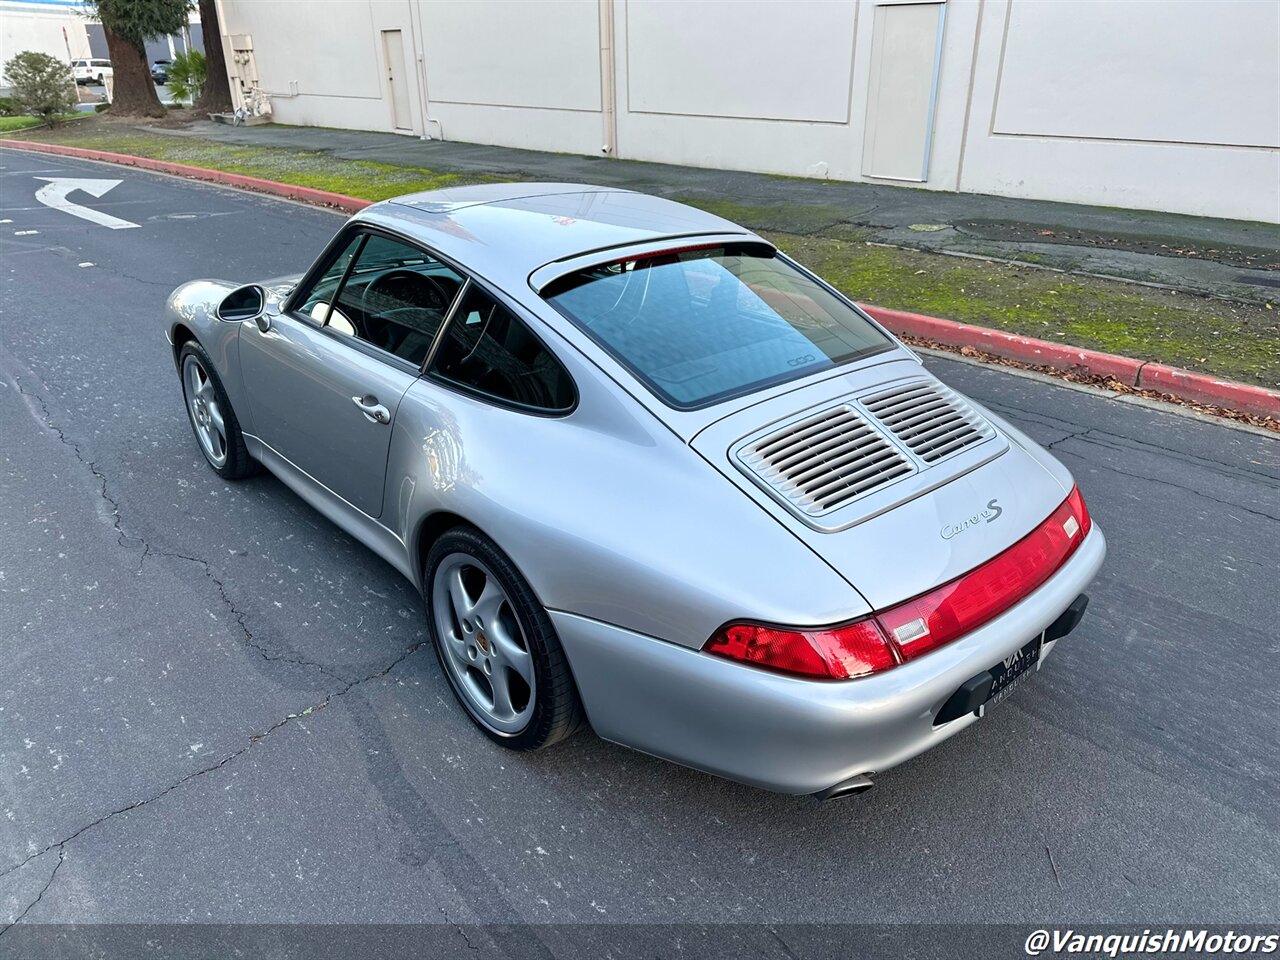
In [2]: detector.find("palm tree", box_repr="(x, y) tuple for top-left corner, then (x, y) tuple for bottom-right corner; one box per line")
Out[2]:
(167, 49), (205, 104)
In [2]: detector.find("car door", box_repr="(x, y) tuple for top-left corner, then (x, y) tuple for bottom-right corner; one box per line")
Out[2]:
(237, 228), (466, 518)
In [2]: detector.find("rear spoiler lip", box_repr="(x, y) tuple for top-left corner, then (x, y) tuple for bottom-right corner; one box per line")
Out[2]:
(527, 231), (772, 296)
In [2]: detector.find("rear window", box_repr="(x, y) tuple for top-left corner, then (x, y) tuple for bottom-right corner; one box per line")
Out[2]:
(543, 244), (891, 408)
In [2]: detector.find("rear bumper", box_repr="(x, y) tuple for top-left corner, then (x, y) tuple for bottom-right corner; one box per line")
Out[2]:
(553, 525), (1105, 795)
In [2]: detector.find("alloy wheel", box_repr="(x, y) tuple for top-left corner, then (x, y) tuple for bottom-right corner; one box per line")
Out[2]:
(182, 354), (228, 468)
(431, 553), (536, 735)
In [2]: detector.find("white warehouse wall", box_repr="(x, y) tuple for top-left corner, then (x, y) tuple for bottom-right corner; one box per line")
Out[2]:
(212, 0), (1280, 222)
(416, 0), (604, 154)
(0, 0), (93, 83)
(613, 0), (866, 177)
(957, 0), (1280, 221)
(216, 0), (419, 134)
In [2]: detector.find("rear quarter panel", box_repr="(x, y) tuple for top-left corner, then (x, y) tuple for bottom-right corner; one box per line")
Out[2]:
(385, 364), (870, 649)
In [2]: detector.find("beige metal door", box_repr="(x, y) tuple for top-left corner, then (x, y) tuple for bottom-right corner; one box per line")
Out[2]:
(861, 2), (947, 182)
(382, 30), (411, 131)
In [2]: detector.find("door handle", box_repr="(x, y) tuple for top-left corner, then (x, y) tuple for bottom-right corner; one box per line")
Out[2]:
(351, 394), (391, 425)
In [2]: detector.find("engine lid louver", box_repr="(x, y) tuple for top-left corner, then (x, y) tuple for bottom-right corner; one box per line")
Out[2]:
(860, 380), (995, 463)
(738, 405), (915, 516)
(733, 377), (1004, 528)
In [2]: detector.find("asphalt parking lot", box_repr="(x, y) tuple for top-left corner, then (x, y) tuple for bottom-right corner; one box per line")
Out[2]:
(1, 149), (1278, 934)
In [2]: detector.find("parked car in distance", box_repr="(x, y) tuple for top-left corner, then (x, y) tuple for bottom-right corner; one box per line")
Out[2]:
(164, 184), (1105, 798)
(71, 58), (113, 85)
(151, 59), (172, 83)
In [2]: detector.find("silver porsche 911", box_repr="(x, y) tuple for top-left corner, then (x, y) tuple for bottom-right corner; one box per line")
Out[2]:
(165, 184), (1104, 798)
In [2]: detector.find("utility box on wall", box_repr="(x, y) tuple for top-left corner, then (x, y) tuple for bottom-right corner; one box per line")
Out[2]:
(226, 34), (258, 107)
(222, 33), (271, 123)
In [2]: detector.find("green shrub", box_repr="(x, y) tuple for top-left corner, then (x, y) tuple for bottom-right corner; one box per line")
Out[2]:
(167, 49), (206, 104)
(0, 96), (21, 116)
(2, 51), (76, 127)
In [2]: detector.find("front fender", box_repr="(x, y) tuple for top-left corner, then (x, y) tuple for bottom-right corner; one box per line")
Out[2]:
(165, 279), (248, 430)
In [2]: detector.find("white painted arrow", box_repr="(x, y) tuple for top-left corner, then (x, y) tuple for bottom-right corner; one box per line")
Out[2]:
(33, 177), (140, 230)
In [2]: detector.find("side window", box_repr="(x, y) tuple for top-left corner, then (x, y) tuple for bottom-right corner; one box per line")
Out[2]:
(317, 233), (465, 366)
(429, 286), (574, 411)
(296, 233), (363, 326)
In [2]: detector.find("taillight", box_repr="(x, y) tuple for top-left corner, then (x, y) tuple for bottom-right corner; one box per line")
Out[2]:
(1066, 483), (1092, 541)
(704, 619), (899, 680)
(705, 486), (1092, 679)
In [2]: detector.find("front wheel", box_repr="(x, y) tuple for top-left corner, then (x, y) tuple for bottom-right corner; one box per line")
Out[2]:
(178, 341), (257, 480)
(425, 527), (584, 751)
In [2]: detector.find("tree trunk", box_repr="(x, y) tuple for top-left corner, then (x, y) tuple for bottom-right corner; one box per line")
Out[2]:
(102, 22), (165, 117)
(194, 0), (233, 114)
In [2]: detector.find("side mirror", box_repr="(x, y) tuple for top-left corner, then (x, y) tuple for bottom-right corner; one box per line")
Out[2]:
(217, 284), (269, 330)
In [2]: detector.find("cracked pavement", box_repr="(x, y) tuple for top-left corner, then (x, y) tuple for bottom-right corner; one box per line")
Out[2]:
(1, 149), (1278, 939)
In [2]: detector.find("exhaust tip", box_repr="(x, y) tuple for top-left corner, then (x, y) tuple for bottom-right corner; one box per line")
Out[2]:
(814, 774), (875, 801)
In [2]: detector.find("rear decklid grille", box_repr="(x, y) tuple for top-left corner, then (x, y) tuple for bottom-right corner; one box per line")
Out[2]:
(738, 405), (915, 516)
(730, 375), (1008, 531)
(861, 380), (995, 464)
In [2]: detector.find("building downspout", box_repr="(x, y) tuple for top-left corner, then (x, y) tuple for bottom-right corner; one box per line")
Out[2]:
(409, 0), (443, 140)
(598, 0), (617, 156)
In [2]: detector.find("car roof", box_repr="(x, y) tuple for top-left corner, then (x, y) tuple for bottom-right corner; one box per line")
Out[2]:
(353, 184), (755, 289)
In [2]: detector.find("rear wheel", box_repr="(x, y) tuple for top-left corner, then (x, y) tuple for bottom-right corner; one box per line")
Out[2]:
(425, 527), (583, 751)
(179, 341), (256, 480)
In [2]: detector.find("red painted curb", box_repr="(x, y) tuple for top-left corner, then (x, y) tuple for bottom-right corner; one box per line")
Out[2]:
(862, 304), (1279, 420)
(862, 305), (1146, 383)
(0, 138), (371, 213)
(1136, 363), (1280, 420)
(4, 138), (1275, 420)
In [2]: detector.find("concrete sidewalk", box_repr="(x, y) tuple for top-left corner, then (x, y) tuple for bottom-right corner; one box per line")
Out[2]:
(163, 120), (1280, 306)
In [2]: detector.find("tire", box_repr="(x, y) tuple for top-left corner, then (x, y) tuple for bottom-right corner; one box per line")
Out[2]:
(178, 341), (257, 480)
(96, 74), (104, 85)
(425, 526), (584, 751)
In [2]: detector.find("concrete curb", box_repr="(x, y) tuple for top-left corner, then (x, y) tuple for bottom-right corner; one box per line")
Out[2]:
(861, 305), (1280, 421)
(0, 139), (371, 213)
(4, 138), (1275, 421)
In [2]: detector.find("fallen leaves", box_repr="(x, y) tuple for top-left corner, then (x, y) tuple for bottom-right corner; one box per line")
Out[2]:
(904, 335), (1280, 433)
